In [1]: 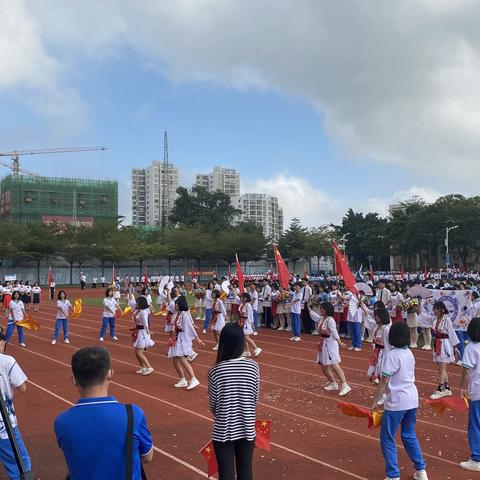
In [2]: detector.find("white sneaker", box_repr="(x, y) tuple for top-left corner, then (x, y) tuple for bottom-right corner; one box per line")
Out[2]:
(112, 336), (119, 341)
(290, 336), (296, 341)
(64, 339), (70, 344)
(253, 331), (258, 336)
(19, 343), (26, 347)
(253, 348), (262, 357)
(323, 382), (339, 391)
(430, 389), (452, 400)
(142, 367), (154, 376)
(99, 337), (104, 342)
(277, 327), (285, 331)
(413, 469), (429, 480)
(51, 339), (56, 345)
(243, 351), (251, 357)
(339, 384), (352, 396)
(385, 477), (400, 480)
(136, 368), (146, 374)
(187, 378), (200, 390)
(294, 337), (301, 342)
(285, 327), (292, 332)
(354, 348), (362, 352)
(174, 378), (188, 388)
(456, 360), (463, 366)
(348, 346), (354, 351)
(188, 352), (198, 362)
(212, 345), (218, 351)
(410, 343), (417, 349)
(424, 345), (432, 350)
(311, 331), (319, 335)
(460, 459), (480, 472)
(202, 329), (206, 334)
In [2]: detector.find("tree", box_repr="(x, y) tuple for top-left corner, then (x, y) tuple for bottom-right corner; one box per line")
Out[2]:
(304, 226), (335, 273)
(278, 218), (309, 271)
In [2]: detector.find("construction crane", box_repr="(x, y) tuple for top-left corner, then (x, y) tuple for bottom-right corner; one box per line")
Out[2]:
(0, 146), (108, 176)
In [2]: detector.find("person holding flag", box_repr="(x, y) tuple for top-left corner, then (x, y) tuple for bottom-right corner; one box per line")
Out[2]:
(52, 290), (72, 345)
(6, 291), (27, 347)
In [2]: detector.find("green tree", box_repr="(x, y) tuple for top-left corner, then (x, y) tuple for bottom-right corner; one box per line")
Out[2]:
(278, 218), (308, 271)
(304, 226), (335, 273)
(59, 225), (94, 284)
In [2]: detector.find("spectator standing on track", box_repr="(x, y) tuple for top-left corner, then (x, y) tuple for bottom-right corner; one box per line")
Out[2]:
(51, 290), (72, 345)
(54, 347), (153, 479)
(0, 329), (31, 480)
(100, 275), (106, 288)
(208, 323), (260, 480)
(32, 282), (41, 312)
(49, 280), (56, 301)
(372, 322), (428, 480)
(92, 276), (97, 290)
(79, 273), (86, 290)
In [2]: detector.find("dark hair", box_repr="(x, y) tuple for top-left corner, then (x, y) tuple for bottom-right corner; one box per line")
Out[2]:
(374, 301), (385, 310)
(468, 317), (480, 343)
(472, 291), (479, 300)
(105, 287), (114, 298)
(11, 291), (20, 301)
(241, 292), (251, 303)
(212, 290), (221, 299)
(137, 296), (149, 310)
(57, 290), (67, 300)
(72, 347), (111, 389)
(176, 295), (189, 312)
(216, 323), (245, 363)
(433, 301), (448, 315)
(320, 301), (334, 317)
(388, 322), (410, 348)
(375, 308), (391, 326)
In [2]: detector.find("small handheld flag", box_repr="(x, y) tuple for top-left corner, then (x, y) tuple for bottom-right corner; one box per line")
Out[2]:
(337, 402), (383, 429)
(16, 315), (40, 331)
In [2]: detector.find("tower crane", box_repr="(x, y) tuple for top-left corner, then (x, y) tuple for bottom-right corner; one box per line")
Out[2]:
(0, 146), (108, 176)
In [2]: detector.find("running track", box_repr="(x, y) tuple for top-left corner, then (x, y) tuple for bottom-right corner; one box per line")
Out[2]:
(5, 289), (475, 479)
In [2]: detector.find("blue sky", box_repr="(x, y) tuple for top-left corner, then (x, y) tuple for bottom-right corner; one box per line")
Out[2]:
(2, 1), (477, 226)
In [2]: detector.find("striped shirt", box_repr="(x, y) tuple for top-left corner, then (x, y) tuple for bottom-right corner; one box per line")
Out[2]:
(208, 357), (260, 442)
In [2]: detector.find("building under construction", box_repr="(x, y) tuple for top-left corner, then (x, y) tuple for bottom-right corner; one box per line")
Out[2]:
(0, 174), (118, 225)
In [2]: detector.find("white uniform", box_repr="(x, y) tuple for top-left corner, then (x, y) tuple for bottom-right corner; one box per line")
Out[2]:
(133, 309), (155, 349)
(239, 303), (254, 336)
(212, 299), (226, 332)
(310, 312), (340, 365)
(432, 315), (459, 364)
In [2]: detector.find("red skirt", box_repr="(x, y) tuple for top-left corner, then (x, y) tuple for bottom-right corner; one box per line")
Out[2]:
(333, 311), (344, 323)
(391, 308), (403, 323)
(3, 295), (11, 308)
(271, 302), (277, 316)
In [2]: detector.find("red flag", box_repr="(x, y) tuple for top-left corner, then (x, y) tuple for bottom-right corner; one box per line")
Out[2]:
(337, 402), (383, 429)
(235, 254), (245, 294)
(143, 267), (148, 284)
(273, 245), (290, 289)
(424, 265), (428, 280)
(47, 266), (52, 287)
(426, 397), (469, 414)
(199, 441), (218, 477)
(370, 266), (375, 283)
(400, 265), (405, 280)
(111, 265), (115, 284)
(227, 263), (232, 280)
(255, 420), (272, 451)
(332, 242), (357, 293)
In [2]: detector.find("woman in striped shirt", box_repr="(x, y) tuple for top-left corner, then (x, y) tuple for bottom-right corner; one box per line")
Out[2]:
(208, 323), (260, 480)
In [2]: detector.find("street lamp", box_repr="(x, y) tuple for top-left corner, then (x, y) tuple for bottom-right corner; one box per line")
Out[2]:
(445, 225), (459, 276)
(340, 233), (350, 254)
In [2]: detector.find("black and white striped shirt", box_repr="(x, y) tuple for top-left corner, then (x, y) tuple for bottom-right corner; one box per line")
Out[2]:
(208, 357), (260, 442)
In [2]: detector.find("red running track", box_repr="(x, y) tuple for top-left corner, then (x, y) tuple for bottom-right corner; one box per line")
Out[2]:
(4, 288), (475, 479)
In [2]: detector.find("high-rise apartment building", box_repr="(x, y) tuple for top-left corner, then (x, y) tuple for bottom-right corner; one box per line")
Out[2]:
(195, 167), (240, 197)
(233, 193), (283, 242)
(131, 161), (179, 226)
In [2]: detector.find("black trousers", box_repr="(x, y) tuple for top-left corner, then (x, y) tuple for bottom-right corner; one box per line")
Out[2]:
(80, 281), (85, 290)
(263, 307), (272, 328)
(301, 307), (313, 333)
(213, 438), (255, 480)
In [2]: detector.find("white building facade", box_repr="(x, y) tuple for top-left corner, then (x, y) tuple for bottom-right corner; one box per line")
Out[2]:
(195, 167), (240, 196)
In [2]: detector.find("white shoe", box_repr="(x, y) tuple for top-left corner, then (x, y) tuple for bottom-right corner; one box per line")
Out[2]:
(456, 360), (463, 366)
(339, 384), (352, 396)
(290, 336), (296, 341)
(253, 331), (258, 336)
(348, 346), (354, 351)
(99, 337), (104, 342)
(253, 348), (262, 357)
(202, 329), (206, 334)
(174, 378), (188, 388)
(424, 345), (432, 350)
(294, 337), (301, 342)
(136, 368), (146, 374)
(413, 469), (429, 480)
(64, 339), (70, 344)
(365, 338), (373, 343)
(142, 367), (154, 376)
(212, 345), (218, 351)
(285, 327), (292, 332)
(112, 336), (119, 341)
(385, 477), (400, 480)
(51, 339), (56, 345)
(460, 459), (480, 472)
(187, 378), (200, 390)
(311, 331), (319, 335)
(243, 351), (251, 357)
(410, 343), (417, 349)
(323, 382), (339, 391)
(19, 343), (26, 347)
(188, 352), (198, 362)
(277, 327), (285, 331)
(354, 348), (362, 352)
(430, 389), (452, 400)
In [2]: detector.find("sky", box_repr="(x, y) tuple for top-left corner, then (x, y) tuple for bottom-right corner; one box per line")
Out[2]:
(1, 0), (479, 227)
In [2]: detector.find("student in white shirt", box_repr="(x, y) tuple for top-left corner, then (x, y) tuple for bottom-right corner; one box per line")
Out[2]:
(202, 282), (214, 334)
(376, 281), (392, 307)
(100, 276), (106, 287)
(372, 322), (428, 480)
(99, 288), (119, 342)
(248, 284), (259, 335)
(52, 290), (72, 345)
(23, 282), (32, 311)
(211, 290), (227, 351)
(132, 296), (155, 376)
(6, 291), (27, 347)
(0, 330), (31, 478)
(32, 282), (41, 312)
(49, 281), (56, 301)
(290, 283), (303, 341)
(460, 317), (480, 472)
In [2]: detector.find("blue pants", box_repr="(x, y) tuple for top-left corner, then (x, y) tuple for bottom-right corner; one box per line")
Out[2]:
(380, 408), (426, 478)
(291, 313), (301, 337)
(99, 316), (115, 338)
(468, 400), (480, 461)
(52, 319), (68, 341)
(253, 310), (258, 331)
(456, 330), (467, 360)
(0, 427), (31, 480)
(203, 309), (212, 330)
(5, 323), (24, 345)
(348, 322), (362, 348)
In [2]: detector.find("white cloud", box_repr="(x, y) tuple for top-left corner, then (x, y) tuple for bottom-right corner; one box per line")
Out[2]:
(243, 174), (343, 227)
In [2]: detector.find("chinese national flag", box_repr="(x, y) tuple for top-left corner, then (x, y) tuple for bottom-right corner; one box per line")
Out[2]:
(273, 245), (290, 289)
(400, 265), (405, 280)
(17, 315), (40, 331)
(235, 254), (245, 294)
(424, 265), (428, 280)
(332, 242), (357, 293)
(337, 402), (383, 429)
(199, 440), (218, 478)
(47, 266), (52, 286)
(255, 420), (272, 451)
(143, 268), (149, 284)
(426, 397), (469, 414)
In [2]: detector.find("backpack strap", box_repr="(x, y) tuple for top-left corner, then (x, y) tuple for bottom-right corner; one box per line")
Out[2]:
(125, 404), (134, 480)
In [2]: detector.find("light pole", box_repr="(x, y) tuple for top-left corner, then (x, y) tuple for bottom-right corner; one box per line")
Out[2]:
(340, 233), (350, 255)
(445, 225), (459, 276)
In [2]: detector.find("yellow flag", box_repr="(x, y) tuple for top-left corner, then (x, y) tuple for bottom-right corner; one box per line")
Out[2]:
(17, 315), (40, 331)
(71, 299), (83, 318)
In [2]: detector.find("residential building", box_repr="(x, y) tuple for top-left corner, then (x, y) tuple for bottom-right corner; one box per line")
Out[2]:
(195, 167), (240, 197)
(131, 161), (179, 227)
(233, 193), (283, 242)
